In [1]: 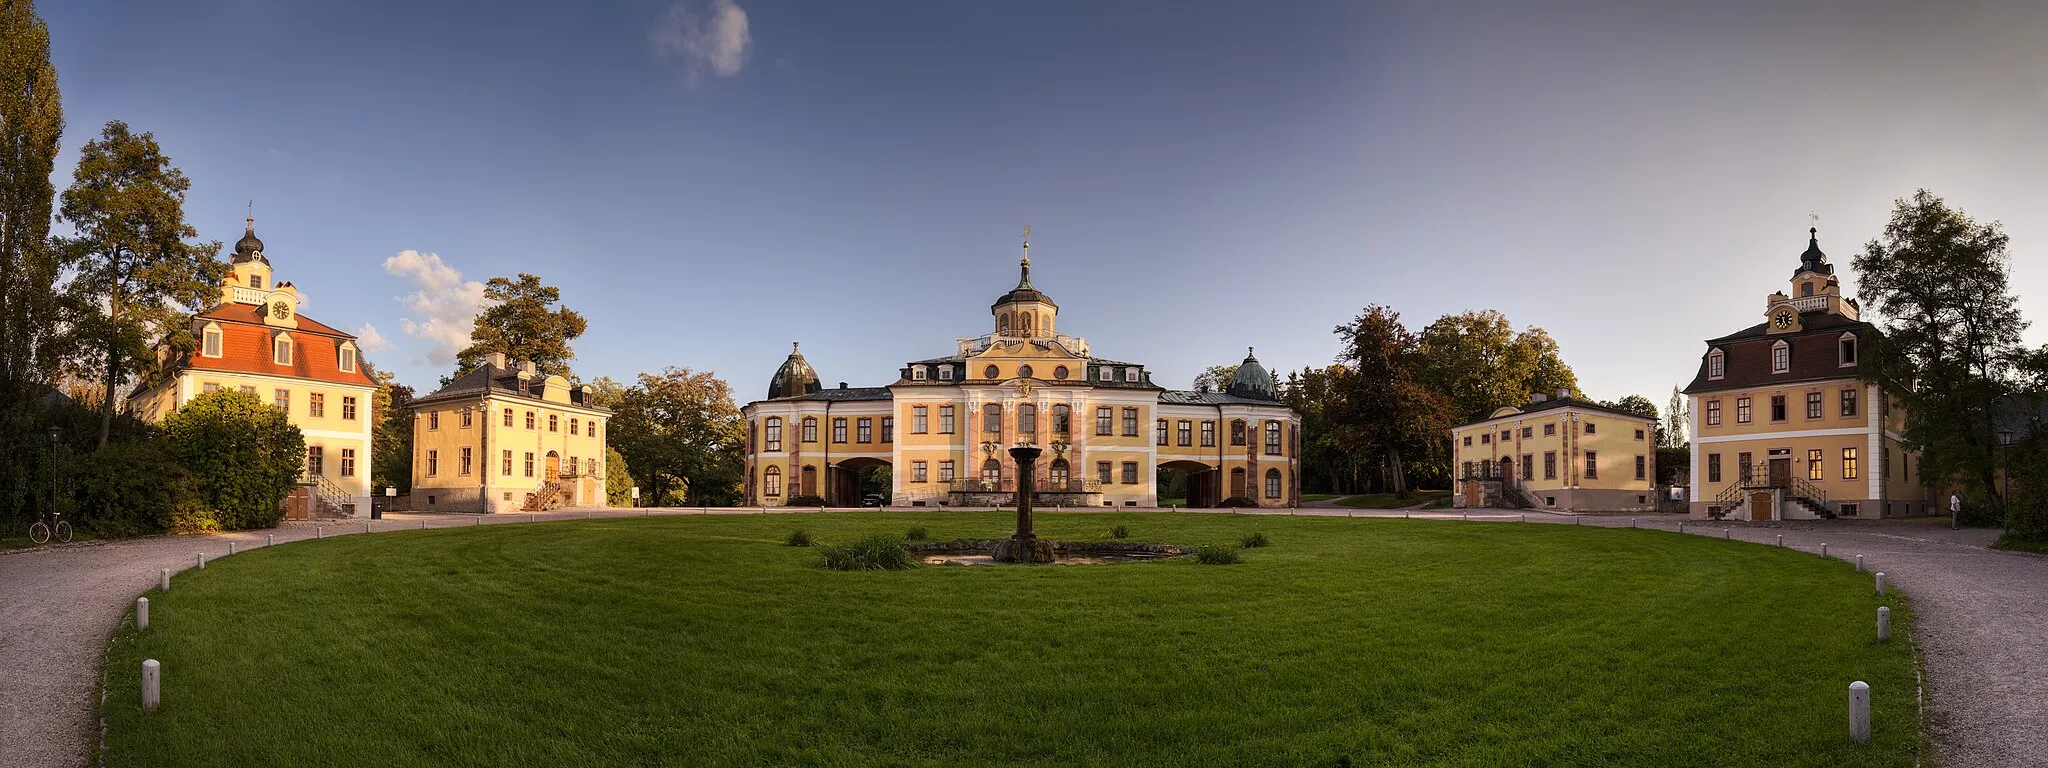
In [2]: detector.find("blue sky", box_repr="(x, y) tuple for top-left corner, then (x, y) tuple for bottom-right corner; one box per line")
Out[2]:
(43, 0), (2048, 408)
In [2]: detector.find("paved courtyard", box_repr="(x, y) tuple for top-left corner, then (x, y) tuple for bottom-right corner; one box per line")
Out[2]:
(1, 507), (2041, 767)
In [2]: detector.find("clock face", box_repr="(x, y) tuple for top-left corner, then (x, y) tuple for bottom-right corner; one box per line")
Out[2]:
(1774, 312), (1792, 328)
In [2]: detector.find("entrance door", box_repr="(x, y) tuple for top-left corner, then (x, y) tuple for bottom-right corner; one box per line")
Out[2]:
(1749, 490), (1775, 521)
(545, 452), (560, 480)
(1768, 458), (1791, 488)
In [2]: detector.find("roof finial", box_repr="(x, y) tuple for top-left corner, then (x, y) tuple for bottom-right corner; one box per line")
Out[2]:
(246, 198), (255, 231)
(1246, 346), (1255, 358)
(791, 341), (800, 354)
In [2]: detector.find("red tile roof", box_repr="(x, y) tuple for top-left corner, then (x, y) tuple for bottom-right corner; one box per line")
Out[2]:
(157, 304), (376, 390)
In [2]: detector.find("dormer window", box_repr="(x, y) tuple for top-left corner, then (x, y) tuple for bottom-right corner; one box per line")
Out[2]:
(273, 334), (293, 366)
(1099, 367), (1113, 381)
(1708, 350), (1724, 379)
(911, 365), (927, 381)
(1839, 333), (1857, 366)
(338, 344), (357, 373)
(1771, 340), (1790, 374)
(1124, 367), (1140, 383)
(201, 326), (223, 358)
(937, 366), (953, 381)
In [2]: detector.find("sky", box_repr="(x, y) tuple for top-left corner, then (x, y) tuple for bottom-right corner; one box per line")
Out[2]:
(41, 0), (2048, 410)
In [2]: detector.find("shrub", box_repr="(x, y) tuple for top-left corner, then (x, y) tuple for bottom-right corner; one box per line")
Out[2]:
(162, 391), (305, 530)
(605, 447), (637, 507)
(1220, 496), (1259, 508)
(785, 529), (814, 547)
(74, 440), (209, 537)
(1240, 531), (1271, 548)
(905, 526), (928, 541)
(786, 494), (828, 508)
(1109, 524), (1129, 539)
(819, 534), (920, 571)
(1194, 545), (1242, 565)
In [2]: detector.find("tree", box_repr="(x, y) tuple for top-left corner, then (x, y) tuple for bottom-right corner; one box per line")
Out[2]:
(1332, 306), (1452, 497)
(0, 0), (64, 528)
(609, 367), (745, 506)
(57, 121), (225, 448)
(1855, 190), (2030, 502)
(162, 390), (305, 530)
(1414, 310), (1581, 424)
(605, 446), (637, 506)
(1193, 364), (1238, 393)
(583, 375), (628, 410)
(367, 363), (415, 493)
(454, 273), (586, 378)
(1281, 364), (1365, 493)
(1663, 386), (1690, 448)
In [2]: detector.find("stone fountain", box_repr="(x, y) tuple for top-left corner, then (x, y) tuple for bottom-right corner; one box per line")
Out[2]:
(990, 445), (1057, 563)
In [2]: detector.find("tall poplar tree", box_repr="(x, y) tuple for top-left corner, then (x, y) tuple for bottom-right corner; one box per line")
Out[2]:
(0, 0), (63, 523)
(57, 121), (226, 447)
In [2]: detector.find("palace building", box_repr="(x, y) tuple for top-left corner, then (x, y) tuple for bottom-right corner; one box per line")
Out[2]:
(1449, 394), (1658, 512)
(129, 217), (378, 516)
(410, 353), (612, 513)
(740, 245), (1302, 509)
(1682, 228), (1932, 520)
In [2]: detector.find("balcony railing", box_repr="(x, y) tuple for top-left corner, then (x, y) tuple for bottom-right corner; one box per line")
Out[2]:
(231, 286), (267, 305)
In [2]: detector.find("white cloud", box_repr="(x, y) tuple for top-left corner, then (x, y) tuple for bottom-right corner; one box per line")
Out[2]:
(383, 250), (487, 368)
(353, 322), (393, 353)
(652, 0), (751, 83)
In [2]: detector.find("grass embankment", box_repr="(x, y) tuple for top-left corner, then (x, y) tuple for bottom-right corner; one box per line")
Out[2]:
(104, 512), (1919, 767)
(1992, 534), (2048, 554)
(1334, 489), (1452, 508)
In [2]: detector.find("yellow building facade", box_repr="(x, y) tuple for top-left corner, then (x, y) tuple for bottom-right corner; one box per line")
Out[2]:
(1683, 228), (1932, 520)
(1449, 395), (1659, 512)
(409, 353), (612, 513)
(129, 218), (378, 516)
(741, 247), (1302, 509)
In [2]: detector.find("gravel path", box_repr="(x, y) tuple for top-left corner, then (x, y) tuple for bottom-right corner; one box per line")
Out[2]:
(3, 507), (2041, 767)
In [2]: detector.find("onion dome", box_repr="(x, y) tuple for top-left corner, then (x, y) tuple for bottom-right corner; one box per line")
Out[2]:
(1226, 347), (1278, 401)
(1795, 226), (1833, 277)
(768, 341), (822, 399)
(992, 254), (1057, 311)
(232, 216), (267, 264)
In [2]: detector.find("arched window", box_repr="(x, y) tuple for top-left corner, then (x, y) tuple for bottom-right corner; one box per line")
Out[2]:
(1051, 404), (1070, 436)
(1265, 468), (1282, 499)
(1265, 421), (1282, 455)
(983, 403), (1003, 434)
(1019, 313), (1033, 335)
(1049, 458), (1070, 485)
(1017, 404), (1036, 438)
(764, 417), (782, 452)
(802, 416), (818, 443)
(1230, 467), (1247, 498)
(998, 314), (1010, 333)
(800, 465), (817, 496)
(982, 458), (1002, 484)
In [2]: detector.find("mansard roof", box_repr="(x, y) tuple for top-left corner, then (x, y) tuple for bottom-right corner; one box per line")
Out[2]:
(1684, 313), (1872, 395)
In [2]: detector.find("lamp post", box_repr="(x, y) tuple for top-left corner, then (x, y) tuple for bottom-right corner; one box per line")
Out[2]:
(46, 426), (60, 519)
(1998, 429), (2016, 531)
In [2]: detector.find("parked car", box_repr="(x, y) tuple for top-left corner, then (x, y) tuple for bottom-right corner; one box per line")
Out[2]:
(861, 493), (887, 507)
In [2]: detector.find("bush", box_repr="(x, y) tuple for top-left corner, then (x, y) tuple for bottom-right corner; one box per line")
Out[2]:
(162, 391), (305, 530)
(1240, 531), (1271, 548)
(786, 494), (828, 508)
(74, 440), (208, 536)
(605, 447), (637, 507)
(785, 529), (814, 547)
(1220, 496), (1259, 508)
(1109, 524), (1129, 539)
(1194, 545), (1243, 565)
(819, 534), (919, 571)
(905, 526), (928, 541)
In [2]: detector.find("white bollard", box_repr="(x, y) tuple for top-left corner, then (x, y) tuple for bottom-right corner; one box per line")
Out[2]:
(1877, 606), (1891, 643)
(1678, 521), (1683, 533)
(1723, 529), (1730, 540)
(136, 597), (149, 631)
(530, 514), (536, 523)
(196, 553), (205, 570)
(1856, 555), (1865, 572)
(1848, 681), (1870, 743)
(142, 659), (161, 711)
(1630, 517), (1636, 528)
(1521, 514), (1527, 523)
(316, 526), (322, 539)
(477, 516), (482, 526)
(227, 541), (235, 555)
(267, 534), (274, 546)
(1463, 512), (1468, 521)
(366, 520), (372, 534)
(159, 568), (170, 592)
(1574, 516), (1579, 525)
(423, 519), (429, 530)
(1776, 534), (1783, 547)
(1405, 510), (1410, 519)
(1821, 543), (1828, 558)
(1875, 572), (1886, 596)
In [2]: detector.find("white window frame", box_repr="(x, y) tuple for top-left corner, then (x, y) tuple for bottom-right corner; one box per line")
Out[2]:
(1771, 341), (1789, 374)
(1124, 367), (1140, 383)
(937, 366), (953, 381)
(1707, 350), (1725, 379)
(911, 365), (927, 381)
(201, 324), (223, 358)
(1838, 332), (1858, 367)
(339, 343), (357, 373)
(1099, 367), (1113, 382)
(273, 333), (293, 365)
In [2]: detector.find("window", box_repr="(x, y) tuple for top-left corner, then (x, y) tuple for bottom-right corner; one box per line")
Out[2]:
(834, 417), (848, 443)
(1842, 447), (1859, 480)
(1015, 406), (1034, 439)
(1521, 454), (1533, 481)
(1156, 419), (1169, 446)
(548, 414), (558, 432)
(1634, 428), (1646, 441)
(1770, 395), (1786, 422)
(1543, 423), (1556, 436)
(274, 335), (293, 365)
(202, 327), (222, 358)
(912, 461), (928, 482)
(1201, 421), (1215, 447)
(1266, 422), (1282, 455)
(203, 382), (220, 394)
(429, 411), (440, 430)
(426, 450), (439, 476)
(857, 417), (872, 443)
(1736, 397), (1752, 424)
(1707, 453), (1721, 483)
(1099, 367), (1112, 382)
(982, 459), (1001, 483)
(1122, 408), (1138, 437)
(1053, 405), (1071, 436)
(459, 447), (473, 476)
(500, 408), (516, 427)
(1800, 281), (1815, 297)
(913, 406), (929, 433)
(1479, 459), (1493, 479)
(1521, 427), (1533, 439)
(1125, 368), (1140, 383)
(1840, 335), (1857, 366)
(1462, 460), (1474, 479)
(342, 396), (357, 421)
(1054, 366), (1069, 380)
(1584, 451), (1598, 479)
(570, 418), (579, 435)
(1634, 455), (1646, 481)
(1771, 341), (1790, 374)
(1265, 468), (1282, 499)
(1706, 400), (1721, 426)
(248, 273), (260, 288)
(911, 365), (927, 381)
(1584, 421), (1596, 435)
(1708, 350), (1725, 379)
(308, 393), (325, 418)
(940, 405), (955, 434)
(274, 388), (290, 411)
(983, 404), (1002, 435)
(984, 364), (1000, 379)
(1463, 436), (1473, 447)
(1177, 420), (1192, 447)
(1501, 430), (1511, 442)
(939, 460), (955, 482)
(1482, 433), (1491, 444)
(307, 446), (324, 475)
(765, 417), (782, 451)
(881, 417), (893, 442)
(1018, 364), (1033, 378)
(1808, 448), (1824, 480)
(1121, 462), (1138, 484)
(524, 452), (535, 477)
(239, 385), (256, 396)
(1840, 503), (1859, 516)
(1049, 459), (1069, 484)
(1231, 420), (1247, 445)
(339, 345), (357, 373)
(1805, 391), (1823, 419)
(764, 466), (781, 496)
(526, 411), (536, 429)
(802, 417), (817, 443)
(1097, 461), (1113, 484)
(502, 450), (514, 476)
(1094, 407), (1112, 435)
(938, 366), (954, 381)
(1841, 388), (1859, 417)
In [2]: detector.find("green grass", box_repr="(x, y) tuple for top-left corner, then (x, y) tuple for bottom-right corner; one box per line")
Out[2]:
(1299, 493), (1344, 503)
(1992, 533), (2048, 554)
(103, 512), (1919, 767)
(1334, 489), (1453, 508)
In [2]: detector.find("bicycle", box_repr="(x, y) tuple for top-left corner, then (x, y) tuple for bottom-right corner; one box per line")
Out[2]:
(28, 509), (72, 545)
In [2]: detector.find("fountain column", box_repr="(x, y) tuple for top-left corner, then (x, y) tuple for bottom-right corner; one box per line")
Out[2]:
(992, 445), (1054, 563)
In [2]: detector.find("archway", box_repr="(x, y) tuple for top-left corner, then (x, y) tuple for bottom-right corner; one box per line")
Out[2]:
(833, 456), (892, 505)
(1159, 460), (1220, 508)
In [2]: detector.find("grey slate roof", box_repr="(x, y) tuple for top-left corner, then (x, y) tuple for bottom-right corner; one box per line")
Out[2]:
(772, 386), (894, 403)
(415, 363), (609, 412)
(1159, 390), (1288, 406)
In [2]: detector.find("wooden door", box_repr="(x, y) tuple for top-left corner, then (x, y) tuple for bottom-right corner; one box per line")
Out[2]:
(545, 452), (560, 480)
(1768, 458), (1791, 488)
(1749, 491), (1775, 521)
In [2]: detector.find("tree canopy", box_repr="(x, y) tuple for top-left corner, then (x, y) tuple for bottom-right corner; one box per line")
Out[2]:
(608, 367), (745, 506)
(162, 390), (305, 530)
(1333, 305), (1452, 496)
(455, 273), (586, 378)
(1414, 310), (1581, 424)
(0, 0), (64, 529)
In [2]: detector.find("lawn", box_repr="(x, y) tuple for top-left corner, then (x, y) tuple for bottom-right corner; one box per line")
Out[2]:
(102, 512), (1919, 767)
(1333, 489), (1453, 508)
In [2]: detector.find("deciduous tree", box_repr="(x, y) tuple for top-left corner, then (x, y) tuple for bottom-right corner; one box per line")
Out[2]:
(1193, 364), (1238, 393)
(0, 0), (64, 527)
(367, 363), (415, 493)
(1332, 306), (1452, 497)
(609, 367), (744, 506)
(162, 389), (305, 530)
(455, 273), (586, 378)
(1414, 310), (1581, 424)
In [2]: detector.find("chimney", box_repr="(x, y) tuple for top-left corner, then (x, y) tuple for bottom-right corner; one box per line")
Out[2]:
(1531, 393), (1548, 404)
(839, 382), (849, 390)
(520, 360), (536, 376)
(485, 352), (507, 370)
(1555, 388), (1569, 400)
